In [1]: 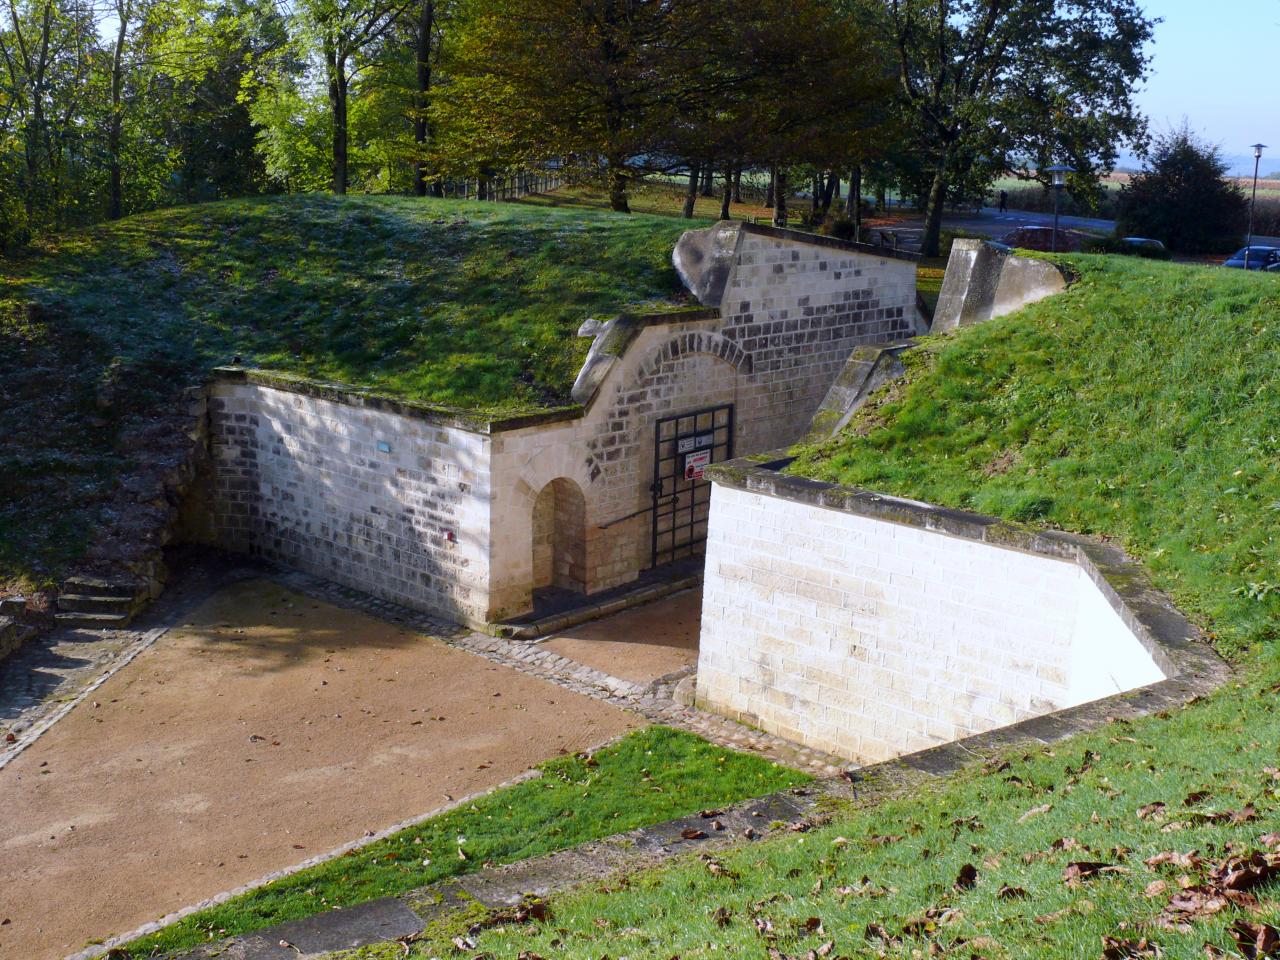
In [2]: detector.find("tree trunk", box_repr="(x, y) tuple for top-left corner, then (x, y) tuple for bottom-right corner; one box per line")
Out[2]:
(811, 175), (821, 215)
(700, 166), (713, 196)
(607, 163), (630, 212)
(921, 165), (948, 257)
(849, 164), (862, 240)
(107, 1), (129, 219)
(732, 165), (743, 203)
(820, 171), (838, 216)
(765, 169), (774, 209)
(326, 44), (349, 195)
(719, 167), (732, 220)
(412, 0), (435, 197)
(772, 165), (787, 227)
(682, 164), (699, 218)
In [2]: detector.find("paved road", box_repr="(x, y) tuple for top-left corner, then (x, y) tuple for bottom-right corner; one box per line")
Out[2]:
(881, 206), (1280, 254)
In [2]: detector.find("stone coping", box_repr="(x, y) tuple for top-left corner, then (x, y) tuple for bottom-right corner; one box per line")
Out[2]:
(738, 220), (922, 263)
(704, 455), (1227, 698)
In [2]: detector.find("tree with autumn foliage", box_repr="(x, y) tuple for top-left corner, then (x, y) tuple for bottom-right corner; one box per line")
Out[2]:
(434, 0), (894, 214)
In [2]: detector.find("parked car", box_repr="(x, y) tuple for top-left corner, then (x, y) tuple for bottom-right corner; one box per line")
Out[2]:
(1121, 237), (1165, 253)
(1223, 246), (1280, 270)
(998, 225), (1091, 252)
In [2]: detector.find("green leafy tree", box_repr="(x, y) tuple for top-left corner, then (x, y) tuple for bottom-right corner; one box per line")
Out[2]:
(1116, 128), (1247, 255)
(291, 0), (414, 193)
(883, 0), (1155, 256)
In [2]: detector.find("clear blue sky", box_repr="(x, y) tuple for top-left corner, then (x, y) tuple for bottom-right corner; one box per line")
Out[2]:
(1136, 0), (1278, 173)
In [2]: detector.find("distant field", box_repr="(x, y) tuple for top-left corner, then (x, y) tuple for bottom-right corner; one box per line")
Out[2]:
(993, 172), (1280, 199)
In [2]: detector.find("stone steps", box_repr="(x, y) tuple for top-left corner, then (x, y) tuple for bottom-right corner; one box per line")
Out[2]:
(55, 577), (147, 629)
(61, 576), (139, 599)
(57, 593), (136, 616)
(53, 610), (133, 629)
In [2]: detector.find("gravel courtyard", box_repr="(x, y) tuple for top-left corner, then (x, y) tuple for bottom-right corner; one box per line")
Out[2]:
(0, 578), (638, 959)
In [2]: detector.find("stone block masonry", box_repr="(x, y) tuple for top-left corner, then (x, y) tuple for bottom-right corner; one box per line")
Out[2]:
(696, 460), (1216, 765)
(209, 374), (492, 624)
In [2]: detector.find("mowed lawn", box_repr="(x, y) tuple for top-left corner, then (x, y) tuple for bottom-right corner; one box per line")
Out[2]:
(0, 194), (689, 589)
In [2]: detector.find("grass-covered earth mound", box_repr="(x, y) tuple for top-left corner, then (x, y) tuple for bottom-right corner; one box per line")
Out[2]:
(792, 254), (1280, 659)
(0, 194), (689, 588)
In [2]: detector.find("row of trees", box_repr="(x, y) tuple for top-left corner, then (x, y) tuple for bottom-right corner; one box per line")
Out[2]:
(3, 0), (1157, 255)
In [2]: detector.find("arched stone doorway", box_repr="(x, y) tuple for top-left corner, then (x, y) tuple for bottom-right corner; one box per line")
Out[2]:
(532, 477), (587, 596)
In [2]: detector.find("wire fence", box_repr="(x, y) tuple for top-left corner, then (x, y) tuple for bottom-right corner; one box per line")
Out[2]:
(438, 170), (563, 201)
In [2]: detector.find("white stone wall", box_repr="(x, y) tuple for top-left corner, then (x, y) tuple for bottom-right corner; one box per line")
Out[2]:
(209, 381), (492, 624)
(697, 484), (1164, 763)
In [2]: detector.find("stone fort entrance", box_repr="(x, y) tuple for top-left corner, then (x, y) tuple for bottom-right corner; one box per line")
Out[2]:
(206, 222), (924, 628)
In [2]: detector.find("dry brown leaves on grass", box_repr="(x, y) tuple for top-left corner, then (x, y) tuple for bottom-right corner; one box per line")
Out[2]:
(1152, 849), (1280, 931)
(1101, 935), (1162, 958)
(1223, 920), (1280, 958)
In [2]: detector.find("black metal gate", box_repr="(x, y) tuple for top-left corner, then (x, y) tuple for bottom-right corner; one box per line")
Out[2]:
(651, 404), (734, 568)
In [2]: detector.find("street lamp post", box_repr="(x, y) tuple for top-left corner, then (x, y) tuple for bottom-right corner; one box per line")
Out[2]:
(1045, 164), (1075, 253)
(1246, 143), (1267, 271)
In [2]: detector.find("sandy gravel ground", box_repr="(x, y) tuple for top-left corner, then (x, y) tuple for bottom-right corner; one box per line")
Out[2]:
(541, 589), (700, 684)
(0, 579), (637, 960)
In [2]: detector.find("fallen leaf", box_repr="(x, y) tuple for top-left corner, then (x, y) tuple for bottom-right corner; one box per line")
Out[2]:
(1230, 806), (1260, 825)
(1229, 920), (1280, 958)
(1064, 862), (1119, 884)
(1138, 802), (1167, 820)
(955, 863), (978, 890)
(1101, 935), (1162, 958)
(711, 906), (732, 927)
(1184, 790), (1213, 806)
(1157, 886), (1233, 930)
(1145, 880), (1170, 898)
(1146, 851), (1204, 869)
(1210, 851), (1279, 891)
(998, 884), (1030, 900)
(1019, 803), (1053, 823)
(681, 828), (708, 841)
(864, 922), (902, 946)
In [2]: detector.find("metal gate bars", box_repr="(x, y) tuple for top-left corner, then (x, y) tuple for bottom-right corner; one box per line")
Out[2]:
(651, 404), (734, 568)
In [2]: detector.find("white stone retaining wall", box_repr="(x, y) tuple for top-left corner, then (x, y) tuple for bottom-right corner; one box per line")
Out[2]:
(209, 380), (492, 624)
(697, 482), (1164, 764)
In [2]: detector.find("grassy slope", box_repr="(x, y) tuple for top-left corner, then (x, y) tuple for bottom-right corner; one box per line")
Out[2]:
(403, 661), (1280, 960)
(120, 726), (807, 957)
(0, 194), (688, 587)
(394, 256), (1280, 960)
(793, 255), (1280, 659)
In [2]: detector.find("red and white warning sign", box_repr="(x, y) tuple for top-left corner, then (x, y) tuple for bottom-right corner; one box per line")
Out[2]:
(684, 449), (712, 480)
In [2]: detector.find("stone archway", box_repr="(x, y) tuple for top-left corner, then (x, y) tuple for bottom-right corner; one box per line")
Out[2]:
(531, 477), (587, 595)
